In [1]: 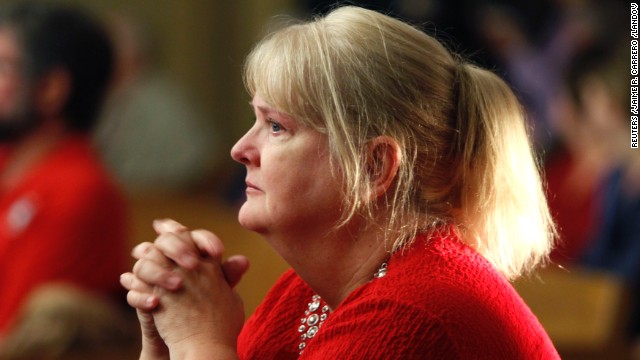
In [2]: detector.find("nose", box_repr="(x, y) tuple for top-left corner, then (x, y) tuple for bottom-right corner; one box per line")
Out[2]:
(230, 126), (259, 166)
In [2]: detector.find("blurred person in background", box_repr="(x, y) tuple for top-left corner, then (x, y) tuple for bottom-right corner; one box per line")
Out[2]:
(570, 43), (640, 285)
(93, 12), (216, 192)
(546, 39), (640, 347)
(0, 2), (133, 357)
(475, 0), (612, 151)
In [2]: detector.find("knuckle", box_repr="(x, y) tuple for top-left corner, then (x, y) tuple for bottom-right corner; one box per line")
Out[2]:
(157, 218), (188, 233)
(155, 232), (182, 248)
(119, 273), (131, 289)
(157, 233), (192, 254)
(131, 242), (154, 259)
(132, 259), (143, 274)
(126, 291), (141, 307)
(142, 246), (168, 264)
(130, 276), (147, 292)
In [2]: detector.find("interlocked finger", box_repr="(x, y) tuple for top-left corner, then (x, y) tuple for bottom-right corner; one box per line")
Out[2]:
(120, 272), (153, 293)
(153, 230), (201, 269)
(152, 218), (188, 234)
(131, 241), (152, 260)
(126, 289), (159, 311)
(132, 255), (182, 291)
(121, 272), (160, 311)
(190, 229), (225, 261)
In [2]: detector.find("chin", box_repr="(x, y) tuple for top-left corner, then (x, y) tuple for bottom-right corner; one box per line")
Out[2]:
(237, 204), (268, 234)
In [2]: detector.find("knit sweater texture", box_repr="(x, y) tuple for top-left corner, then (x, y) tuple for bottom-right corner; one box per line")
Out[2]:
(238, 231), (559, 359)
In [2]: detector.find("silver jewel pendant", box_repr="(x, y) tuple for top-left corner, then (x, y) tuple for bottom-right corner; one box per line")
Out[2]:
(306, 326), (319, 338)
(297, 295), (330, 355)
(307, 314), (319, 326)
(374, 262), (388, 278)
(308, 300), (320, 312)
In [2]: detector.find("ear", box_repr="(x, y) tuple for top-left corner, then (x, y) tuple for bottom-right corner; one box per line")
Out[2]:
(34, 68), (71, 118)
(365, 136), (402, 200)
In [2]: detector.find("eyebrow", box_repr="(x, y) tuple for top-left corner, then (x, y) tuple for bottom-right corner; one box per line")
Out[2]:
(249, 102), (279, 117)
(248, 101), (266, 110)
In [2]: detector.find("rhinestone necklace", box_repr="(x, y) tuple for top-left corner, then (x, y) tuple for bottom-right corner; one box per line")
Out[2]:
(296, 262), (388, 355)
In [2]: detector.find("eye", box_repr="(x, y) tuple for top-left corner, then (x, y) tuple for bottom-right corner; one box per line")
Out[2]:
(269, 120), (285, 133)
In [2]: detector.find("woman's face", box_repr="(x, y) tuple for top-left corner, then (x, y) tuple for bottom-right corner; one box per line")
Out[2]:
(231, 95), (345, 239)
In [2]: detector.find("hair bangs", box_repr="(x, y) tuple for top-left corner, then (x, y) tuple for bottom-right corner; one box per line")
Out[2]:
(244, 24), (325, 130)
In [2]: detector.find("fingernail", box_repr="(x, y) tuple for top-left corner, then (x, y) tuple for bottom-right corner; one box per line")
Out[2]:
(145, 296), (155, 307)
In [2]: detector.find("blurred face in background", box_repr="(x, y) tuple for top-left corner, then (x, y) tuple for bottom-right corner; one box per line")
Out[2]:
(0, 26), (35, 143)
(575, 76), (627, 160)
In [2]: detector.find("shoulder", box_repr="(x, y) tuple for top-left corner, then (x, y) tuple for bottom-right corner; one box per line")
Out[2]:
(3, 137), (127, 236)
(308, 234), (559, 359)
(45, 136), (115, 187)
(368, 233), (513, 311)
(32, 137), (123, 205)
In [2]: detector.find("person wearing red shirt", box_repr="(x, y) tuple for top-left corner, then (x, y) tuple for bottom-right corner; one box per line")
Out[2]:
(121, 6), (559, 359)
(238, 231), (557, 359)
(0, 2), (129, 351)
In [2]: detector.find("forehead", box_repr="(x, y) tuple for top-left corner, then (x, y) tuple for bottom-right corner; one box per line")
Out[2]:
(251, 94), (302, 130)
(251, 94), (284, 114)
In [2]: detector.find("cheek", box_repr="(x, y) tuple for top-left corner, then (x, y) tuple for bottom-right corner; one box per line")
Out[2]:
(267, 160), (342, 218)
(262, 169), (305, 209)
(282, 165), (343, 211)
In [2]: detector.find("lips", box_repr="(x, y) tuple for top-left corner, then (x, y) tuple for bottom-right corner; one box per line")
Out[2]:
(245, 180), (261, 192)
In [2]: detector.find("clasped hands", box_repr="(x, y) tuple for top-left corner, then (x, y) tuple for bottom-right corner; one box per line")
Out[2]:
(120, 219), (249, 359)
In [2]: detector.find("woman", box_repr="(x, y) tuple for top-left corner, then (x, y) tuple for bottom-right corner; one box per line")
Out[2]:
(121, 6), (559, 359)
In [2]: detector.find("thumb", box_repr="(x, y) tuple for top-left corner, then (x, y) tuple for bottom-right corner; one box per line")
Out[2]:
(221, 255), (250, 288)
(190, 229), (225, 261)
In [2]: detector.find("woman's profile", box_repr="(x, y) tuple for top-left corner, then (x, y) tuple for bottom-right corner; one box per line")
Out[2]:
(121, 6), (559, 359)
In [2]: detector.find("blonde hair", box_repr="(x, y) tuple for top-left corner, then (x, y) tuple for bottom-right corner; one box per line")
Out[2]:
(244, 6), (556, 280)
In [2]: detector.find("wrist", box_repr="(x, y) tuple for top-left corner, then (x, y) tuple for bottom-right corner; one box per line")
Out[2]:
(140, 349), (170, 360)
(140, 338), (170, 360)
(170, 342), (238, 360)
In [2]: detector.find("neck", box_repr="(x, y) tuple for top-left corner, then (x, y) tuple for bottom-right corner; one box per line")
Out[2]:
(266, 219), (391, 309)
(0, 119), (68, 191)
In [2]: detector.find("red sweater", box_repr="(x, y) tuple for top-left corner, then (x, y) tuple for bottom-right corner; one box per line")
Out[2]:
(0, 135), (129, 335)
(238, 231), (559, 359)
